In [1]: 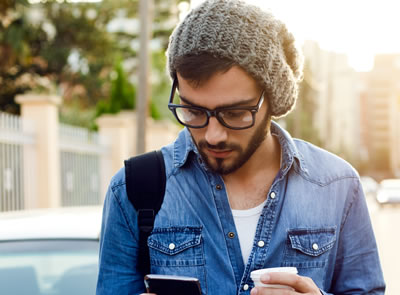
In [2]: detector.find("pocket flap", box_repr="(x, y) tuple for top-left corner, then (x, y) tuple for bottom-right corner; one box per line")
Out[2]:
(288, 227), (336, 256)
(148, 226), (202, 255)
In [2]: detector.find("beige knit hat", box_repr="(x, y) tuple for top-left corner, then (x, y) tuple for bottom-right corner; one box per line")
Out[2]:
(167, 0), (304, 118)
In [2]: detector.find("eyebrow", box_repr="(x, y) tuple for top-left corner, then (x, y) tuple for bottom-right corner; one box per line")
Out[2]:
(178, 94), (258, 109)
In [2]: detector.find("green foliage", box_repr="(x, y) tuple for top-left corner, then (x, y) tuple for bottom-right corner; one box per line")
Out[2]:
(1, 0), (184, 127)
(0, 0), (29, 13)
(59, 100), (97, 130)
(283, 61), (322, 146)
(40, 2), (119, 107)
(95, 59), (136, 117)
(150, 50), (175, 121)
(150, 100), (162, 120)
(0, 0), (118, 113)
(1, 2), (46, 113)
(109, 60), (135, 111)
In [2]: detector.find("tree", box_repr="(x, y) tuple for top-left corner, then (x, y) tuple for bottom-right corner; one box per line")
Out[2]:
(95, 58), (135, 117)
(1, 0), (185, 122)
(0, 0), (47, 113)
(1, 0), (118, 114)
(283, 61), (322, 146)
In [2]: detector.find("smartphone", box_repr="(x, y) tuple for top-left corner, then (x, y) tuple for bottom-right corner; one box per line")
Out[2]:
(144, 274), (202, 295)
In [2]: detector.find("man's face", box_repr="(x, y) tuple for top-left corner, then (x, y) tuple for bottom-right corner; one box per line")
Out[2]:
(176, 66), (271, 175)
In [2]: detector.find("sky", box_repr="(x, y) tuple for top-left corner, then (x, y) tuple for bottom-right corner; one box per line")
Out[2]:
(191, 0), (400, 72)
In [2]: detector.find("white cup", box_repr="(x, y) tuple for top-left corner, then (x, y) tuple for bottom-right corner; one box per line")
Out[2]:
(250, 267), (298, 290)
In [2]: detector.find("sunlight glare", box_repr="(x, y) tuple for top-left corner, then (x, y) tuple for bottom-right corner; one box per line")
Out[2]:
(246, 0), (400, 72)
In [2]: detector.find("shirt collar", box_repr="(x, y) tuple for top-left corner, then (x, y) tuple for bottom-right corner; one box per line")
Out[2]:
(172, 121), (308, 174)
(270, 121), (308, 174)
(173, 128), (198, 168)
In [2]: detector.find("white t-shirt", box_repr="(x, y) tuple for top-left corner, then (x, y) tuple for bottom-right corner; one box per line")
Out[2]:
(231, 135), (281, 264)
(231, 199), (267, 264)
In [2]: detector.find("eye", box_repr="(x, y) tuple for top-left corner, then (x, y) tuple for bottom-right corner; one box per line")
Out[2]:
(177, 107), (205, 122)
(187, 108), (203, 116)
(221, 110), (248, 119)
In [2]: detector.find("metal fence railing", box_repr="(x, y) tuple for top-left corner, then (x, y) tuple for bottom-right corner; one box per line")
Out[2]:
(0, 112), (36, 212)
(59, 124), (110, 207)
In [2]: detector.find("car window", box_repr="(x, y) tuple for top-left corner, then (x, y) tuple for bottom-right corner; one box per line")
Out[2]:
(0, 240), (98, 295)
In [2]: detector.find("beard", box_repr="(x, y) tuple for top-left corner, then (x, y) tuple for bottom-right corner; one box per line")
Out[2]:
(193, 114), (271, 175)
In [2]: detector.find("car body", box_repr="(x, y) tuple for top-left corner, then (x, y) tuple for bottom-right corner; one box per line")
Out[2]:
(376, 179), (400, 205)
(0, 206), (102, 295)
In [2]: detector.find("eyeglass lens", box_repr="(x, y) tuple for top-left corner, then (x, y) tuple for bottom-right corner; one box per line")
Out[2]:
(175, 107), (254, 128)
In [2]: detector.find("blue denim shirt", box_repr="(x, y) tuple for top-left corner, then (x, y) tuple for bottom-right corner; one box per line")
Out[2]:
(97, 122), (385, 295)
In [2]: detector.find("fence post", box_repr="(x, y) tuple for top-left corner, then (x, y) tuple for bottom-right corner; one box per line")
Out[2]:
(16, 93), (61, 208)
(96, 111), (137, 176)
(146, 118), (181, 151)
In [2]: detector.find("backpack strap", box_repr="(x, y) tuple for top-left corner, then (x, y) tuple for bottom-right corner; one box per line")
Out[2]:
(124, 150), (166, 275)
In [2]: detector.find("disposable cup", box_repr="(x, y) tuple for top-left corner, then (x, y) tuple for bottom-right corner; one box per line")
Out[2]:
(250, 267), (298, 290)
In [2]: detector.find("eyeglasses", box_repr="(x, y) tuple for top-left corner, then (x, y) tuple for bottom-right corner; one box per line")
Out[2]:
(168, 78), (265, 130)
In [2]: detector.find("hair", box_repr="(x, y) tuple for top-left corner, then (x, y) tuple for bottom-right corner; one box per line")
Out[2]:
(174, 53), (236, 88)
(174, 53), (272, 116)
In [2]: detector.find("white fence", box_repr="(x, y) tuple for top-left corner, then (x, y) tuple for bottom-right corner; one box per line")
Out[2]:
(1, 93), (180, 212)
(0, 110), (111, 212)
(0, 112), (36, 212)
(59, 124), (111, 206)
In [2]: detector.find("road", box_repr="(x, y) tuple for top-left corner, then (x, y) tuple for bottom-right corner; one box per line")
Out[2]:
(367, 198), (400, 295)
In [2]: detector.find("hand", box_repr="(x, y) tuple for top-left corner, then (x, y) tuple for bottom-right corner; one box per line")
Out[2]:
(250, 272), (321, 294)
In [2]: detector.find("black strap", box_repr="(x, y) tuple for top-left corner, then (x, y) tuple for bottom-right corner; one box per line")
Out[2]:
(124, 150), (166, 275)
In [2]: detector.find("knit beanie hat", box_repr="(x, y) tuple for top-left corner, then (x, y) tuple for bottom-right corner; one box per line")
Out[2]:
(167, 0), (304, 118)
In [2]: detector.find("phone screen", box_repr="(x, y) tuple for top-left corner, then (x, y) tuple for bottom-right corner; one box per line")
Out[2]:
(144, 274), (202, 295)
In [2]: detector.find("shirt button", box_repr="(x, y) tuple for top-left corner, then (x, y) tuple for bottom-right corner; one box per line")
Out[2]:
(169, 243), (176, 250)
(257, 240), (265, 247)
(270, 192), (276, 199)
(228, 232), (235, 238)
(216, 184), (222, 190)
(312, 243), (319, 250)
(243, 284), (249, 291)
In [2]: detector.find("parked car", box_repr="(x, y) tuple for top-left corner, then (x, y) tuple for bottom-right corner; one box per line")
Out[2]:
(0, 206), (102, 295)
(376, 179), (400, 206)
(360, 176), (378, 198)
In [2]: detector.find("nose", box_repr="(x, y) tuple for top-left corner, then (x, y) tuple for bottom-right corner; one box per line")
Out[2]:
(204, 117), (228, 146)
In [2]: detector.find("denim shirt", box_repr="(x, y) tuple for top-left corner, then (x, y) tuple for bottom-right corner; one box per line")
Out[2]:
(96, 122), (385, 295)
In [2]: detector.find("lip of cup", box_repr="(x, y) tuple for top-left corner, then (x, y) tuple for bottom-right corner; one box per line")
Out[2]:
(250, 267), (298, 290)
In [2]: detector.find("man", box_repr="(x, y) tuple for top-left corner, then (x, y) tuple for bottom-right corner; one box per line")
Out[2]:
(97, 0), (385, 294)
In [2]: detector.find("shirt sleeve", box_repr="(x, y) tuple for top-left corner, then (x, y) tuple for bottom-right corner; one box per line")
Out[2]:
(96, 178), (146, 295)
(328, 178), (385, 294)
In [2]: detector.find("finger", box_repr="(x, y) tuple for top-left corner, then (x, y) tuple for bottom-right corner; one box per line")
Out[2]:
(260, 272), (313, 293)
(251, 286), (295, 295)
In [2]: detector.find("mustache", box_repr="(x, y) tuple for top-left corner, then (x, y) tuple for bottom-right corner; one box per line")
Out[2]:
(198, 140), (241, 151)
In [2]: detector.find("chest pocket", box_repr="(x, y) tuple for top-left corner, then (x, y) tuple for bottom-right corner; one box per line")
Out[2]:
(148, 226), (204, 267)
(282, 227), (336, 269)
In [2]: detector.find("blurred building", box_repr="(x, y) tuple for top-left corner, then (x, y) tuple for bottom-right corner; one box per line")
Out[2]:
(360, 54), (400, 178)
(302, 41), (360, 162)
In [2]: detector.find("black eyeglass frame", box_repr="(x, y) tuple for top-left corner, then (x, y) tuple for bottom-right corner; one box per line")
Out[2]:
(167, 78), (265, 130)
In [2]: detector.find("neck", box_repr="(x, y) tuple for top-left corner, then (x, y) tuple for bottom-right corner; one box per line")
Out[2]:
(222, 132), (281, 210)
(223, 132), (281, 185)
